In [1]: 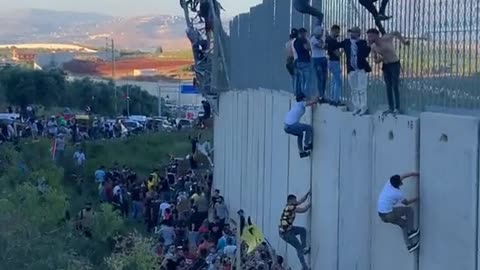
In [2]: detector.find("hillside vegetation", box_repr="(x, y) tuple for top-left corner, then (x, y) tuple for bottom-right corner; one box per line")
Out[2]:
(0, 132), (195, 269)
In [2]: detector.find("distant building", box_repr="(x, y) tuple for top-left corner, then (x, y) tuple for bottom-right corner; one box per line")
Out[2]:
(11, 48), (36, 62)
(133, 69), (158, 77)
(34, 52), (75, 70)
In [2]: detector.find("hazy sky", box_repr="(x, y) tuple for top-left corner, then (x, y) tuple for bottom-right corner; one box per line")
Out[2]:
(0, 0), (262, 18)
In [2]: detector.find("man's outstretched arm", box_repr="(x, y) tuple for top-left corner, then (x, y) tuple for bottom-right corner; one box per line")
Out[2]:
(296, 202), (311, 213)
(400, 172), (419, 180)
(390, 31), (410, 45)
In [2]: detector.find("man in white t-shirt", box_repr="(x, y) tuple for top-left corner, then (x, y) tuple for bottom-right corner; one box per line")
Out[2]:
(310, 25), (328, 103)
(377, 172), (420, 252)
(73, 149), (86, 167)
(284, 93), (318, 158)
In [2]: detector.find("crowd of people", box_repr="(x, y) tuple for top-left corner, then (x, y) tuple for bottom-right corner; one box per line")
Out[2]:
(70, 131), (288, 270)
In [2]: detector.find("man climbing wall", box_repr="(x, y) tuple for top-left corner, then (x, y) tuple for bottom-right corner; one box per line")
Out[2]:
(279, 191), (312, 270)
(283, 93), (318, 158)
(377, 172), (420, 252)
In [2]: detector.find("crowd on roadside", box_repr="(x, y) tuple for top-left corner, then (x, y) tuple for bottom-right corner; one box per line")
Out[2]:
(72, 133), (288, 270)
(0, 99), (213, 144)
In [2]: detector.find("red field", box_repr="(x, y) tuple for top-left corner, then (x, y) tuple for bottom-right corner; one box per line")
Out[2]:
(63, 57), (193, 80)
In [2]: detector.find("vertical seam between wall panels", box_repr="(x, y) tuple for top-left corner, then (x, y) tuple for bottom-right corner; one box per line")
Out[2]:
(285, 95), (291, 257)
(336, 133), (341, 270)
(370, 118), (377, 270)
(475, 122), (479, 270)
(368, 120), (373, 270)
(308, 107), (314, 267)
(415, 120), (420, 269)
(262, 93), (267, 231)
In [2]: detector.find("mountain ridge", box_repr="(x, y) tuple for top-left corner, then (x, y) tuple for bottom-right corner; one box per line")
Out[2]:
(0, 9), (189, 51)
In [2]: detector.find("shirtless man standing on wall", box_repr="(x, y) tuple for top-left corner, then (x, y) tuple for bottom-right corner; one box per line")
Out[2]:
(367, 28), (410, 115)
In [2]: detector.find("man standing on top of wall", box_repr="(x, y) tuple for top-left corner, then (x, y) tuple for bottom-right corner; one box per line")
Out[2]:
(326, 25), (343, 106)
(286, 28), (299, 91)
(377, 172), (420, 252)
(293, 28), (312, 97)
(279, 191), (312, 270)
(283, 93), (318, 158)
(367, 28), (410, 115)
(335, 27), (372, 116)
(310, 25), (329, 104)
(293, 0), (324, 26)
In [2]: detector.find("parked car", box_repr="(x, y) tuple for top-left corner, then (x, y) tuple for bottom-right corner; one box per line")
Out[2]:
(123, 120), (143, 134)
(176, 118), (193, 129)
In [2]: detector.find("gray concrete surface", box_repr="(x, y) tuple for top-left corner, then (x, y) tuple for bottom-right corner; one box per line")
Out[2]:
(419, 113), (479, 270)
(371, 114), (419, 270)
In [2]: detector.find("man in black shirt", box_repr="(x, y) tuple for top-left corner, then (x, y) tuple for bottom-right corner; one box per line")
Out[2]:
(293, 28), (312, 97)
(189, 206), (204, 248)
(326, 25), (343, 106)
(131, 184), (143, 221)
(199, 100), (211, 128)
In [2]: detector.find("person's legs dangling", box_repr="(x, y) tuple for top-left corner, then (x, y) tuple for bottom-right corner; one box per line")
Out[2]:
(293, 0), (324, 25)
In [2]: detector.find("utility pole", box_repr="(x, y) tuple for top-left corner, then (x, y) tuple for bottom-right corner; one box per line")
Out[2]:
(126, 85), (130, 117)
(158, 85), (162, 117)
(111, 39), (117, 116)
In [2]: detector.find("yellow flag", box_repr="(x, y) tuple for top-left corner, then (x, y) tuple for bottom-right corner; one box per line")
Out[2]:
(241, 224), (265, 254)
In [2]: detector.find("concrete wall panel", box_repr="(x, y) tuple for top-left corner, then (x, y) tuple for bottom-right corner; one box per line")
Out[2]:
(213, 93), (225, 193)
(269, 93), (291, 254)
(338, 113), (373, 270)
(248, 6), (261, 88)
(285, 97), (313, 269)
(419, 113), (479, 270)
(255, 91), (266, 228)
(237, 91), (249, 214)
(238, 14), (250, 89)
(371, 114), (419, 270)
(310, 105), (345, 270)
(272, 0), (291, 91)
(262, 91), (274, 242)
(229, 17), (239, 88)
(225, 92), (236, 210)
(231, 92), (242, 213)
(262, 0), (275, 89)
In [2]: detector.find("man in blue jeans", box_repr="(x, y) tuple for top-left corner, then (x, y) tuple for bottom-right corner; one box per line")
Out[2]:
(310, 25), (329, 103)
(293, 28), (312, 97)
(284, 93), (317, 158)
(279, 191), (312, 270)
(326, 25), (343, 106)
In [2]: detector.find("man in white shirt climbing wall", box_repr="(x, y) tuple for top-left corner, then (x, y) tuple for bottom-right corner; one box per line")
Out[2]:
(284, 93), (318, 158)
(377, 172), (420, 252)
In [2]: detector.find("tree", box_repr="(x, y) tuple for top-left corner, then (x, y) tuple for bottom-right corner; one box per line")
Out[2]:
(105, 232), (160, 270)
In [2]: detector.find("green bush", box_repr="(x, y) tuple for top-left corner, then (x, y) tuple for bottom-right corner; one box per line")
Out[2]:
(0, 131), (201, 269)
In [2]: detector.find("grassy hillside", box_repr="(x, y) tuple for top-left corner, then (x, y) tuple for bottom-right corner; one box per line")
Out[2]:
(0, 130), (212, 269)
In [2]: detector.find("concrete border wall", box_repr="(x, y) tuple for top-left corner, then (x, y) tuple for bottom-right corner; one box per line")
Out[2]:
(213, 89), (480, 270)
(419, 113), (479, 270)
